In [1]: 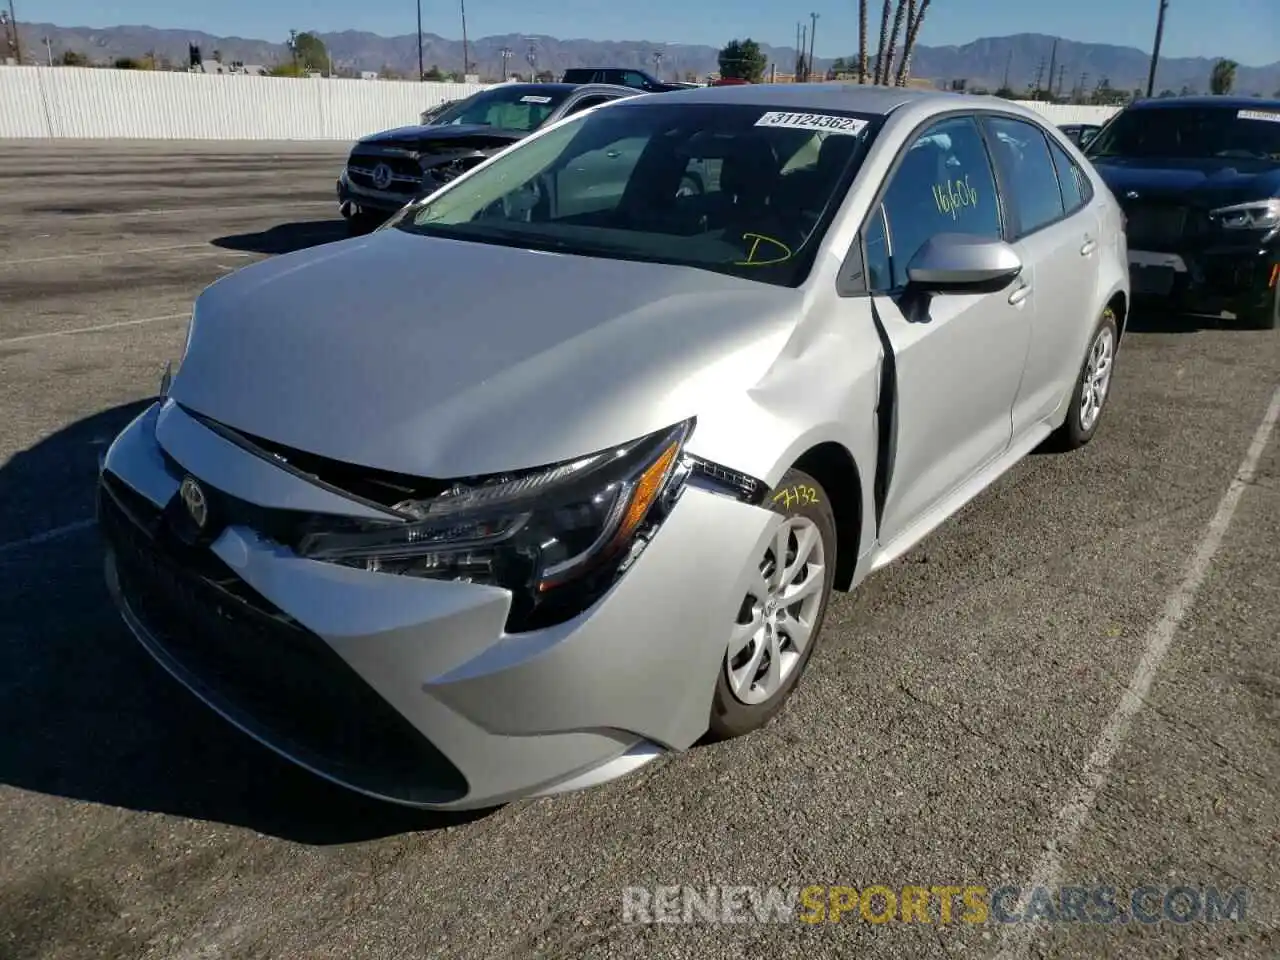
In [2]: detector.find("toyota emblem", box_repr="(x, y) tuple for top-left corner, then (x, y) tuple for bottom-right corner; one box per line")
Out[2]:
(371, 163), (394, 190)
(179, 476), (208, 529)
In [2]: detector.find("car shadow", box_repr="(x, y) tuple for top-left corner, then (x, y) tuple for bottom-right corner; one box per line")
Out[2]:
(1125, 306), (1261, 334)
(0, 401), (493, 844)
(211, 220), (350, 256)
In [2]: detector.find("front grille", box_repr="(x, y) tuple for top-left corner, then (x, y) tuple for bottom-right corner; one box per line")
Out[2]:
(1122, 201), (1188, 250)
(347, 151), (423, 196)
(99, 474), (469, 805)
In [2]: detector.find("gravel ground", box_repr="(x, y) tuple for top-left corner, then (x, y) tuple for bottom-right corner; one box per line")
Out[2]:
(0, 140), (1277, 960)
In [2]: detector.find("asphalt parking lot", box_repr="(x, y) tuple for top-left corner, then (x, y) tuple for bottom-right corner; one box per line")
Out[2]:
(1, 141), (1278, 960)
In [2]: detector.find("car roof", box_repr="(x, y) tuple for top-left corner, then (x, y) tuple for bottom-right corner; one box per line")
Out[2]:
(492, 82), (583, 94)
(1127, 94), (1280, 111)
(621, 82), (989, 117)
(566, 83), (645, 97)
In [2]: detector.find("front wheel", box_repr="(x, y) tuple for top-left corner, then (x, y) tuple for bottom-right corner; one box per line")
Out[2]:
(1046, 307), (1119, 452)
(706, 468), (836, 741)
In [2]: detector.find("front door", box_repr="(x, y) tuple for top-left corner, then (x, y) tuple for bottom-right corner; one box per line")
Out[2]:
(863, 114), (1032, 544)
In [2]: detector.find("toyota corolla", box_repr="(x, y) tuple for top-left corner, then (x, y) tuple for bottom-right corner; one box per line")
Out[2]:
(100, 84), (1129, 810)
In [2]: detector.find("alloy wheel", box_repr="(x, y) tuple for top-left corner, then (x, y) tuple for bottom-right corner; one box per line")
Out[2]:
(726, 516), (827, 706)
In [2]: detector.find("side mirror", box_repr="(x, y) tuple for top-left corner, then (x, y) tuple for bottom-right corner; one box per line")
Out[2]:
(905, 233), (1022, 294)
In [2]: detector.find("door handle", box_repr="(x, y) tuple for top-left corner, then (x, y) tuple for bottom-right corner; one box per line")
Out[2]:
(1008, 282), (1032, 306)
(1080, 238), (1098, 256)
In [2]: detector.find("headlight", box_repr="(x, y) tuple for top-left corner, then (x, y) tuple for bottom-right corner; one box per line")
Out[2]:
(297, 419), (695, 630)
(1210, 198), (1280, 232)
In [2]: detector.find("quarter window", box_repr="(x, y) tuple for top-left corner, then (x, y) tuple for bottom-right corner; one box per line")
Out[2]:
(874, 115), (1002, 291)
(1047, 138), (1092, 214)
(984, 116), (1066, 237)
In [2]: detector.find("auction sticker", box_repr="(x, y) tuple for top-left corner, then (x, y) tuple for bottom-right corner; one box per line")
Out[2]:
(1238, 109), (1280, 123)
(754, 111), (868, 135)
(521, 95), (553, 104)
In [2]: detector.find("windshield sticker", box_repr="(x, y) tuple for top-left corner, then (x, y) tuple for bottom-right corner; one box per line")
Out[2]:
(1238, 109), (1280, 124)
(754, 111), (868, 136)
(933, 174), (979, 219)
(734, 232), (793, 266)
(520, 95), (553, 104)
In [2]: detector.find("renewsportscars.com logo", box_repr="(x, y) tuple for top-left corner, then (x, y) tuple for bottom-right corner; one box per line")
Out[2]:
(621, 884), (1249, 925)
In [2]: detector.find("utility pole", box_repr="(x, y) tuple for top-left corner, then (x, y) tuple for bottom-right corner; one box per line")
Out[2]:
(459, 0), (469, 80)
(1045, 39), (1058, 101)
(1146, 0), (1169, 98)
(808, 12), (819, 82)
(416, 0), (424, 80)
(500, 46), (512, 80)
(795, 22), (802, 79)
(43, 34), (51, 65)
(1032, 57), (1046, 98)
(798, 24), (807, 80)
(4, 0), (20, 63)
(525, 38), (537, 81)
(652, 50), (664, 79)
(1056, 63), (1067, 99)
(1077, 71), (1088, 101)
(1001, 48), (1013, 90)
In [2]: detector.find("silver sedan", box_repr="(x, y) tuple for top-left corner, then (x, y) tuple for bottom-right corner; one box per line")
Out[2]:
(99, 84), (1130, 810)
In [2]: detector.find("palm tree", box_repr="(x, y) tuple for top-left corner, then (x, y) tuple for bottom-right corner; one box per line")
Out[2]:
(895, 0), (933, 86)
(881, 0), (909, 88)
(1210, 58), (1238, 95)
(858, 0), (869, 83)
(873, 0), (892, 84)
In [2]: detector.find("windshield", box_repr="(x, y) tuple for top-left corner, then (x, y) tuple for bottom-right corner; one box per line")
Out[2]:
(389, 101), (879, 287)
(1087, 105), (1280, 161)
(429, 86), (572, 133)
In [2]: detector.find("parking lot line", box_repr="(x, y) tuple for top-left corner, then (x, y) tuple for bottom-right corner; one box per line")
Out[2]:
(995, 383), (1280, 959)
(0, 518), (96, 556)
(0, 312), (188, 346)
(3, 243), (215, 267)
(53, 200), (335, 221)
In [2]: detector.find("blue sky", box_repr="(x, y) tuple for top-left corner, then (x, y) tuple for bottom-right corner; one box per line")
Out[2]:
(21, 0), (1280, 66)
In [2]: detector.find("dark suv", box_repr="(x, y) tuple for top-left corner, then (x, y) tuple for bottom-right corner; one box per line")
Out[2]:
(337, 82), (638, 232)
(1086, 96), (1280, 328)
(560, 68), (684, 93)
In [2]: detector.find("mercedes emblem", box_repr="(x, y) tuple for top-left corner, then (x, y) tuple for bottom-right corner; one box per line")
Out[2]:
(371, 162), (394, 190)
(179, 476), (209, 529)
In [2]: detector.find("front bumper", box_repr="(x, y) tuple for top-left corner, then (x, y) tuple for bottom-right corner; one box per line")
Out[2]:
(98, 402), (776, 810)
(336, 172), (414, 219)
(1126, 240), (1278, 319)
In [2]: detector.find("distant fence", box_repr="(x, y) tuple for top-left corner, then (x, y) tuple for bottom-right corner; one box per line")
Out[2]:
(0, 66), (1120, 140)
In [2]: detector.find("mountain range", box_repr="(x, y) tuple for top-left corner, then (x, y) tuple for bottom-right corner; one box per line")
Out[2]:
(9, 22), (1280, 97)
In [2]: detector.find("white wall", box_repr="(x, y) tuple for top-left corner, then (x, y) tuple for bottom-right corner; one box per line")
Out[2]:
(0, 66), (488, 139)
(0, 66), (1119, 140)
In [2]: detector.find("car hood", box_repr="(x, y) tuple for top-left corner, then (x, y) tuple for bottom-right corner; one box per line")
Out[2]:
(169, 229), (800, 479)
(356, 124), (527, 151)
(1090, 156), (1280, 208)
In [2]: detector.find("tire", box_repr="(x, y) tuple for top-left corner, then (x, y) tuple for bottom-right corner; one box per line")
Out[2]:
(345, 212), (383, 236)
(1242, 285), (1279, 330)
(1046, 306), (1119, 452)
(706, 467), (837, 741)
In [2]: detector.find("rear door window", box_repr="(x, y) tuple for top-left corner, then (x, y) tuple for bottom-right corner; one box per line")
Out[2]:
(983, 116), (1067, 237)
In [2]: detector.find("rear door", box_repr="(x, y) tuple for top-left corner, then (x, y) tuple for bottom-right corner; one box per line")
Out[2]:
(862, 114), (1033, 544)
(982, 115), (1101, 434)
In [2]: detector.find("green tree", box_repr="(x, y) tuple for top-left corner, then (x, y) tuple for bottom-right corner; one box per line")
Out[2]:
(718, 38), (766, 82)
(424, 64), (445, 81)
(993, 86), (1016, 99)
(1209, 58), (1237, 95)
(60, 49), (89, 66)
(292, 31), (329, 73)
(113, 57), (150, 70)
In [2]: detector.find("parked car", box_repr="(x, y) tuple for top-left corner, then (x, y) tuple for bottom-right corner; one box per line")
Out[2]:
(561, 67), (684, 92)
(1086, 95), (1280, 328)
(338, 82), (639, 232)
(1059, 122), (1102, 148)
(101, 84), (1128, 811)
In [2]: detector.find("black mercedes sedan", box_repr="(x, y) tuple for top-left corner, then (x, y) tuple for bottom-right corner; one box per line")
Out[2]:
(337, 82), (641, 233)
(1086, 96), (1280, 328)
